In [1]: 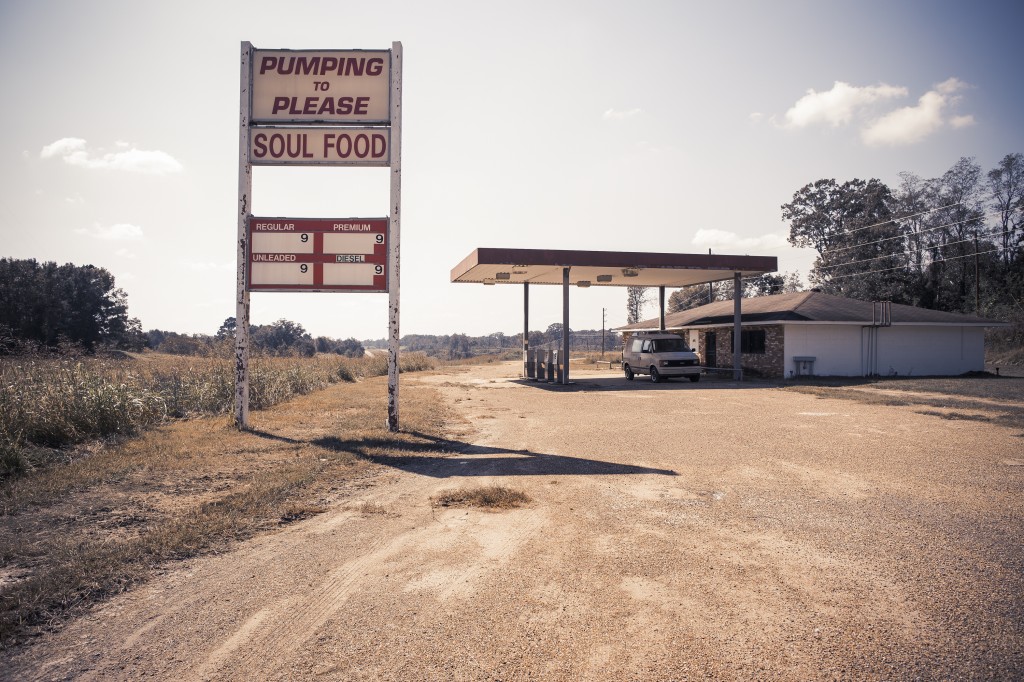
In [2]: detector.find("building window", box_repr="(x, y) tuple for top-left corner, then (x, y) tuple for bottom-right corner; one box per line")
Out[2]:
(729, 329), (766, 354)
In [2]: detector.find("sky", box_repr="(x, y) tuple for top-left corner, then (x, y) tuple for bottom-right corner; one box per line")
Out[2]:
(2, 0), (1023, 341)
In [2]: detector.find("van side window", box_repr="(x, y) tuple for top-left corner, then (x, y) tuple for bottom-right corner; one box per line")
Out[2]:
(641, 340), (652, 352)
(631, 339), (643, 353)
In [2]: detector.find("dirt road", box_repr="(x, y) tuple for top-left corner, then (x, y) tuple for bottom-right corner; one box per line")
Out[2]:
(6, 363), (1023, 680)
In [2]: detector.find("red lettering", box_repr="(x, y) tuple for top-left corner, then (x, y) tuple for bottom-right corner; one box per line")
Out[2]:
(336, 133), (352, 157)
(354, 134), (369, 158)
(271, 96), (289, 114)
(354, 97), (369, 115)
(253, 133), (268, 158)
(372, 134), (386, 157)
(269, 134), (284, 158)
(302, 97), (317, 115)
(259, 56), (277, 75)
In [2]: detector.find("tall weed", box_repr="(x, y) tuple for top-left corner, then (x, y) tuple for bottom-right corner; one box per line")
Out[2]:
(0, 351), (437, 478)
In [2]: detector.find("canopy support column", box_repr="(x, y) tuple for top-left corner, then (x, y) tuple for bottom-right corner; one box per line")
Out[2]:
(733, 272), (742, 380)
(523, 282), (529, 377)
(659, 286), (666, 331)
(562, 267), (570, 385)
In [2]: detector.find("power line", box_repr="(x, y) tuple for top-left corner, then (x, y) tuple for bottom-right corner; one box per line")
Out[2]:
(823, 209), (1003, 257)
(816, 229), (1011, 272)
(824, 244), (1010, 281)
(706, 203), (991, 256)
(839, 201), (961, 236)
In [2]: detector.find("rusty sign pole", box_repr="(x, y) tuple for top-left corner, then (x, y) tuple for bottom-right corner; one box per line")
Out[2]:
(234, 41), (253, 429)
(386, 41), (403, 431)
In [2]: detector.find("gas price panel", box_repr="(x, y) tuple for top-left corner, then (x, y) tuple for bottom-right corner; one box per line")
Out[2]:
(247, 217), (388, 292)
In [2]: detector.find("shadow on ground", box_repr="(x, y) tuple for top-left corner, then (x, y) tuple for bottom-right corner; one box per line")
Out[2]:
(515, 374), (779, 392)
(246, 429), (678, 478)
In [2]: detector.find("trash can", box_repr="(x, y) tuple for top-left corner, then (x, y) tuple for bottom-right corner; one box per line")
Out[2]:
(793, 356), (816, 377)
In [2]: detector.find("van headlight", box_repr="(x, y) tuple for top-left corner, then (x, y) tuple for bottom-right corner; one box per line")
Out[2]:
(660, 360), (669, 366)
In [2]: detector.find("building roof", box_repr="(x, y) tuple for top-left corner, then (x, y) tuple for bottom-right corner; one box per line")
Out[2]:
(617, 291), (1007, 330)
(451, 248), (777, 288)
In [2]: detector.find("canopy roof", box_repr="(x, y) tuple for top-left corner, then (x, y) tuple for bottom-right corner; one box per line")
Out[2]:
(451, 248), (778, 288)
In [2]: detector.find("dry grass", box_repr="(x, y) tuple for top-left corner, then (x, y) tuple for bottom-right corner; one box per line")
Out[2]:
(354, 501), (390, 516)
(431, 485), (532, 510)
(0, 351), (437, 479)
(0, 371), (452, 648)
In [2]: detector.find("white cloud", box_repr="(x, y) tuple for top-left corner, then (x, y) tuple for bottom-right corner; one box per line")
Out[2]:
(950, 114), (976, 129)
(114, 248), (137, 259)
(861, 78), (971, 146)
(75, 223), (144, 241)
(749, 112), (764, 123)
(935, 77), (966, 95)
(783, 81), (907, 128)
(40, 138), (183, 174)
(603, 107), (642, 121)
(692, 229), (788, 252)
(41, 137), (88, 159)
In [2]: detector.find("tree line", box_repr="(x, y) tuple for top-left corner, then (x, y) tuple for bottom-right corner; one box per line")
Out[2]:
(148, 318), (365, 358)
(365, 325), (622, 360)
(0, 258), (145, 353)
(0, 259), (366, 358)
(625, 271), (805, 322)
(782, 154), (1022, 318)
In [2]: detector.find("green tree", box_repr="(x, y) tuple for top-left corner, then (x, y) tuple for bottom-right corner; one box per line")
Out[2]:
(667, 285), (712, 313)
(782, 178), (909, 302)
(987, 153), (1024, 266)
(216, 317), (237, 340)
(0, 258), (139, 351)
(626, 286), (649, 324)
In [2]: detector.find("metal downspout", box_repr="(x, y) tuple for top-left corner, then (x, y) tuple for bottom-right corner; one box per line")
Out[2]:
(733, 272), (742, 380)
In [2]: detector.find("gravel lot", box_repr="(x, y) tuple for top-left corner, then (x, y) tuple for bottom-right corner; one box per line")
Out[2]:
(5, 362), (1023, 680)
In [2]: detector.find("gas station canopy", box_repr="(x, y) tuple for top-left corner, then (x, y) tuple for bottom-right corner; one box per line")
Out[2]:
(451, 247), (779, 385)
(451, 248), (778, 288)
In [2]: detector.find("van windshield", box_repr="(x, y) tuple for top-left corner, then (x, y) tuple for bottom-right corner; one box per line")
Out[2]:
(651, 338), (690, 353)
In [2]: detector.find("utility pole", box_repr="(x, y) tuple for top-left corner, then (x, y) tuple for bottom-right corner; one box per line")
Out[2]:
(708, 248), (714, 304)
(974, 233), (981, 313)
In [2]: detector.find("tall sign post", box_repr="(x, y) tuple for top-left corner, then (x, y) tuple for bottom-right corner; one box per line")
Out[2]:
(387, 43), (402, 433)
(235, 42), (403, 431)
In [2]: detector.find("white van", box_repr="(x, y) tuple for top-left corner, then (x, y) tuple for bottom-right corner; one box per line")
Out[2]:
(622, 332), (701, 383)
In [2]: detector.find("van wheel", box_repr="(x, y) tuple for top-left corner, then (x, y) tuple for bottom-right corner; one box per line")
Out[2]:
(689, 374), (701, 383)
(623, 364), (634, 380)
(650, 367), (662, 383)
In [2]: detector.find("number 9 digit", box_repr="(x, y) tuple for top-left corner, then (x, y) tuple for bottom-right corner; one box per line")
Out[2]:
(375, 265), (383, 275)
(300, 264), (308, 274)
(375, 234), (384, 244)
(300, 233), (309, 243)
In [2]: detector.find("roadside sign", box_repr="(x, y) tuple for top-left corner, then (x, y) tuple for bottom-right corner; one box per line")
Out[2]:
(250, 127), (389, 166)
(247, 217), (387, 292)
(237, 41), (404, 432)
(251, 50), (390, 124)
